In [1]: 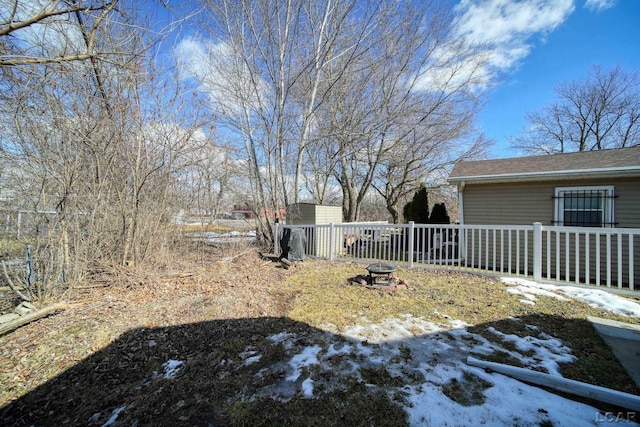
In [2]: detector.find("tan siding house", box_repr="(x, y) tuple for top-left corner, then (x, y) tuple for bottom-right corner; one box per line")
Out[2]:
(448, 147), (640, 228)
(462, 182), (553, 225)
(448, 147), (640, 286)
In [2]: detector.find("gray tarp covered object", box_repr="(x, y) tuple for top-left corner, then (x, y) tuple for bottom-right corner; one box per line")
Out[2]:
(287, 228), (306, 261)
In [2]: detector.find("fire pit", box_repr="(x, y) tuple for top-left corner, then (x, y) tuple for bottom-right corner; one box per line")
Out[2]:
(366, 262), (397, 285)
(347, 263), (407, 291)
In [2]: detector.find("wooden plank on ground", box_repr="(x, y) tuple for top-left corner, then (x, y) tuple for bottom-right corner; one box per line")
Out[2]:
(0, 303), (67, 336)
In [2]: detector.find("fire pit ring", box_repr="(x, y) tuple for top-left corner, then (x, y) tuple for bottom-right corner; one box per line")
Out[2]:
(366, 262), (397, 285)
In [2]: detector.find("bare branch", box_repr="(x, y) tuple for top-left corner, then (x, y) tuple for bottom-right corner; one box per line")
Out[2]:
(511, 65), (640, 154)
(0, 1), (108, 37)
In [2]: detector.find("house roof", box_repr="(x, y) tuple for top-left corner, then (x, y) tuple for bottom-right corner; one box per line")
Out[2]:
(448, 146), (640, 185)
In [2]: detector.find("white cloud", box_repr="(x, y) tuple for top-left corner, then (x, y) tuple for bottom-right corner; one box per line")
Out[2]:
(455, 0), (575, 46)
(584, 0), (616, 11)
(414, 41), (494, 93)
(440, 0), (576, 90)
(174, 38), (209, 81)
(175, 37), (271, 118)
(1, 0), (87, 58)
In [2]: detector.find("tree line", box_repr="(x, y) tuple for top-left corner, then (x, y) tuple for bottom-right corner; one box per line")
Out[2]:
(0, 1), (215, 299)
(184, 0), (490, 241)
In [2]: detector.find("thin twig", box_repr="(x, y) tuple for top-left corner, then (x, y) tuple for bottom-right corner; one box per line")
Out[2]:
(1, 261), (32, 302)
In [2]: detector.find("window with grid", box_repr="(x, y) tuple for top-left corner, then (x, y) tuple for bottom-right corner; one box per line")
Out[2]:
(553, 186), (615, 227)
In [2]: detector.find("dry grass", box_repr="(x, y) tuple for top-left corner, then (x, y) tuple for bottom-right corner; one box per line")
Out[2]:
(171, 219), (257, 234)
(286, 262), (512, 329)
(0, 245), (638, 426)
(286, 261), (639, 395)
(0, 234), (23, 261)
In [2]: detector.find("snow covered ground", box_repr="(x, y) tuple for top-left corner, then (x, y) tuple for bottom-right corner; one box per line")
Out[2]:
(191, 230), (257, 244)
(104, 278), (640, 426)
(503, 277), (640, 318)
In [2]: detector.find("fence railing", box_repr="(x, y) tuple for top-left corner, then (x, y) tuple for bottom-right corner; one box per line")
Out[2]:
(275, 222), (640, 292)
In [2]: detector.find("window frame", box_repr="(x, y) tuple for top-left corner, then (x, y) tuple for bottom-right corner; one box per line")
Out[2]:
(553, 185), (615, 228)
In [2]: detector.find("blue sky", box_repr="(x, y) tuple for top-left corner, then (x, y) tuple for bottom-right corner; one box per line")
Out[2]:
(160, 1), (639, 160)
(469, 0), (640, 158)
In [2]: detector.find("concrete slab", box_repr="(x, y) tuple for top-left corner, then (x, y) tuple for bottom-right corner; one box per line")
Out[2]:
(588, 316), (640, 389)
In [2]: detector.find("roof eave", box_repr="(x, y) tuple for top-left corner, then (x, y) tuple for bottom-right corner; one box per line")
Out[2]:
(447, 167), (640, 185)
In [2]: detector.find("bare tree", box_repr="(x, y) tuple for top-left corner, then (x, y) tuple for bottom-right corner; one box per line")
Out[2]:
(0, 0), (121, 66)
(320, 0), (490, 222)
(185, 0), (491, 235)
(511, 65), (640, 154)
(189, 0), (376, 242)
(374, 131), (488, 224)
(0, 2), (211, 300)
(0, 1), (133, 296)
(300, 132), (342, 204)
(175, 135), (238, 223)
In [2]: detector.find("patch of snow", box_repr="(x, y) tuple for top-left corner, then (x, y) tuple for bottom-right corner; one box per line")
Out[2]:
(243, 355), (262, 366)
(257, 314), (639, 425)
(502, 277), (640, 318)
(503, 277), (569, 303)
(160, 359), (184, 379)
(287, 345), (321, 381)
(301, 377), (314, 397)
(448, 319), (470, 329)
(268, 332), (296, 349)
(560, 287), (640, 317)
(239, 348), (257, 358)
(325, 342), (353, 357)
(405, 365), (607, 427)
(101, 405), (126, 427)
(487, 327), (575, 376)
(268, 332), (295, 343)
(342, 316), (450, 344)
(146, 280), (640, 425)
(239, 348), (262, 366)
(191, 230), (256, 244)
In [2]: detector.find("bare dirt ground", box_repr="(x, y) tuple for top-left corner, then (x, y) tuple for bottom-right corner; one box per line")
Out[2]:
(0, 244), (302, 420)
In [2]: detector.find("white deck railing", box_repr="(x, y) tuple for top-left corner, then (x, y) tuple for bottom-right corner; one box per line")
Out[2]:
(275, 222), (639, 292)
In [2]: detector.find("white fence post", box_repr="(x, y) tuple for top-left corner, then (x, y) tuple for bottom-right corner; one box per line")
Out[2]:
(408, 221), (415, 268)
(283, 221), (638, 291)
(329, 223), (335, 261)
(459, 225), (466, 266)
(533, 222), (542, 283)
(274, 222), (280, 255)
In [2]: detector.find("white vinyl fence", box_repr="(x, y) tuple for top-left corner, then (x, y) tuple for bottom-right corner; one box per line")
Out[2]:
(275, 222), (640, 292)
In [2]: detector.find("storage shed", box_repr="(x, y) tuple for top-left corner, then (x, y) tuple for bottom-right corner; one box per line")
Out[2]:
(286, 203), (343, 225)
(286, 203), (343, 257)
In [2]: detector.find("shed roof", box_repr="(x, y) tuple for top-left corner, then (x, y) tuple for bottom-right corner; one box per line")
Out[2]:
(448, 146), (640, 185)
